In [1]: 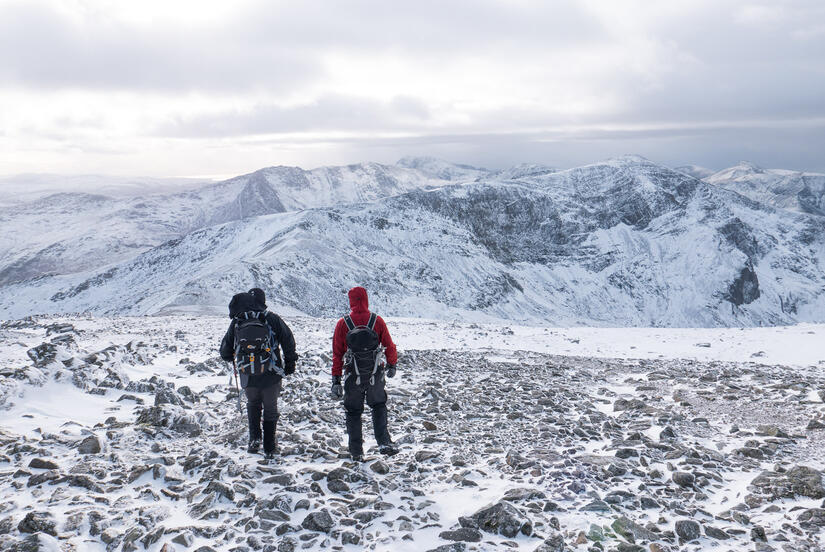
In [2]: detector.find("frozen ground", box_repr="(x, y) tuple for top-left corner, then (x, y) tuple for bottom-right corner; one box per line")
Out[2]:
(0, 315), (824, 552)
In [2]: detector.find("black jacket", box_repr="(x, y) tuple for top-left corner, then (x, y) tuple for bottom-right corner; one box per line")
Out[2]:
(220, 310), (298, 388)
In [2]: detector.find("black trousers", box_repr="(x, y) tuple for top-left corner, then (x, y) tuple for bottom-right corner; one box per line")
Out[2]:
(245, 377), (282, 439)
(343, 371), (391, 456)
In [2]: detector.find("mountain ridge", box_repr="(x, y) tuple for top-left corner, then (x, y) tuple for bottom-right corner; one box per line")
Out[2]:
(2, 156), (823, 327)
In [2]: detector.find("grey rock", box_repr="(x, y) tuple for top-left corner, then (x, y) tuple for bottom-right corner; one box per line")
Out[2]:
(502, 488), (546, 501)
(615, 544), (645, 552)
(611, 516), (657, 543)
(534, 533), (565, 552)
(750, 465), (825, 499)
(17, 511), (57, 536)
(426, 544), (467, 552)
(640, 496), (660, 509)
(464, 501), (532, 538)
(807, 418), (825, 430)
(171, 532), (195, 547)
(135, 406), (201, 437)
(797, 508), (825, 529)
(615, 447), (638, 459)
(27, 343), (57, 367)
(614, 398), (647, 411)
(704, 525), (730, 539)
(580, 499), (611, 512)
(370, 460), (389, 474)
(327, 479), (350, 493)
(301, 509), (334, 533)
(27, 471), (60, 487)
(751, 525), (767, 542)
(674, 519), (700, 541)
(415, 450), (440, 462)
(4, 534), (46, 552)
(77, 435), (101, 454)
(672, 471), (695, 488)
(28, 458), (59, 470)
(155, 387), (184, 407)
(438, 527), (482, 542)
(205, 480), (235, 501)
(341, 531), (360, 545)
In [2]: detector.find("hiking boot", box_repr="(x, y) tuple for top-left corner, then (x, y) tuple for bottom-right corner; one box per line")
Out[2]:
(378, 443), (399, 456)
(247, 439), (261, 454)
(350, 453), (364, 462)
(264, 451), (275, 461)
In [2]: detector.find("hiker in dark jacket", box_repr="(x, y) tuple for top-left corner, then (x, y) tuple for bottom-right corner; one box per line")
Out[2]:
(220, 288), (298, 459)
(331, 286), (398, 460)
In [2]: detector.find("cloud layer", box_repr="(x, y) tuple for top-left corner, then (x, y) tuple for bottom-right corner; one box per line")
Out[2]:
(1, 0), (824, 176)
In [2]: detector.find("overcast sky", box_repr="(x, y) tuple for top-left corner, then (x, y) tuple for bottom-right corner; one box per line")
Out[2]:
(1, 0), (824, 178)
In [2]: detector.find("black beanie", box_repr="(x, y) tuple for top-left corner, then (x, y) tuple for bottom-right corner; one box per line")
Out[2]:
(249, 288), (266, 307)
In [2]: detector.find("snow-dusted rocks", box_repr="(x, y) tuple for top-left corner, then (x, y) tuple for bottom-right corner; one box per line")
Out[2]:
(1, 315), (825, 550)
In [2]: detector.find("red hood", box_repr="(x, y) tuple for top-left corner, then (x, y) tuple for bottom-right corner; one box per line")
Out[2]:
(348, 286), (369, 313)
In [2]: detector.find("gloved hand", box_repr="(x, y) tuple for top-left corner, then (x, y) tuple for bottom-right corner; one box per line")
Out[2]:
(284, 361), (296, 375)
(386, 364), (397, 378)
(331, 375), (343, 399)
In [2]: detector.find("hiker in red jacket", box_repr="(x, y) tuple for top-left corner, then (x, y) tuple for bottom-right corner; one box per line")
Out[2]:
(331, 286), (398, 460)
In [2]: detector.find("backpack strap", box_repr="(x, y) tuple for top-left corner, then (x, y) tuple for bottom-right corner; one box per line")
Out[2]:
(343, 315), (355, 331)
(367, 312), (377, 331)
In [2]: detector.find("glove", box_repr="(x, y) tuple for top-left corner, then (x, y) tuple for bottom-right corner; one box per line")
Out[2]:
(331, 375), (343, 399)
(284, 361), (296, 375)
(386, 364), (397, 378)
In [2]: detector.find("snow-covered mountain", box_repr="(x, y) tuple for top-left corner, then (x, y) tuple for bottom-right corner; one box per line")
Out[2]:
(2, 156), (823, 326)
(396, 156), (489, 181)
(706, 162), (825, 217)
(0, 161), (447, 287)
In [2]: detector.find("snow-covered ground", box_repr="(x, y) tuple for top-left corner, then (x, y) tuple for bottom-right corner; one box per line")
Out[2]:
(1, 316), (824, 551)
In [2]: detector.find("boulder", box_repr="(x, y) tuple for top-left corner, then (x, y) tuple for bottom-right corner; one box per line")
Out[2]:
(611, 516), (657, 543)
(749, 465), (825, 500)
(672, 471), (695, 488)
(77, 435), (101, 455)
(534, 533), (565, 552)
(301, 509), (334, 533)
(28, 458), (59, 470)
(461, 501), (532, 538)
(26, 343), (57, 367)
(675, 519), (700, 541)
(17, 512), (57, 536)
(798, 508), (825, 529)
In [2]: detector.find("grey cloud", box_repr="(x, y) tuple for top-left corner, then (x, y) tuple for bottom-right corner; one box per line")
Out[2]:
(0, 0), (604, 92)
(158, 94), (432, 137)
(0, 1), (321, 91)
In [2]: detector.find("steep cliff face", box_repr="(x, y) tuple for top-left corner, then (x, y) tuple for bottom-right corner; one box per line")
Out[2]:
(2, 157), (823, 326)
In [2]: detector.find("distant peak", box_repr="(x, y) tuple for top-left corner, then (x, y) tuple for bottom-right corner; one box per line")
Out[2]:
(607, 154), (653, 165)
(395, 156), (488, 180)
(734, 161), (764, 173)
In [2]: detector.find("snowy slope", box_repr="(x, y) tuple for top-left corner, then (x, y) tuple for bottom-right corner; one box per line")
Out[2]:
(3, 156), (823, 326)
(707, 162), (825, 216)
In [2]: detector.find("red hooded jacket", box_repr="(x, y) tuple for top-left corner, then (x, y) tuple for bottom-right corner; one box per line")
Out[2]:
(332, 287), (397, 376)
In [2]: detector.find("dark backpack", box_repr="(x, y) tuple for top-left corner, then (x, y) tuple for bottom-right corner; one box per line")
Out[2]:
(343, 313), (384, 383)
(234, 312), (277, 376)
